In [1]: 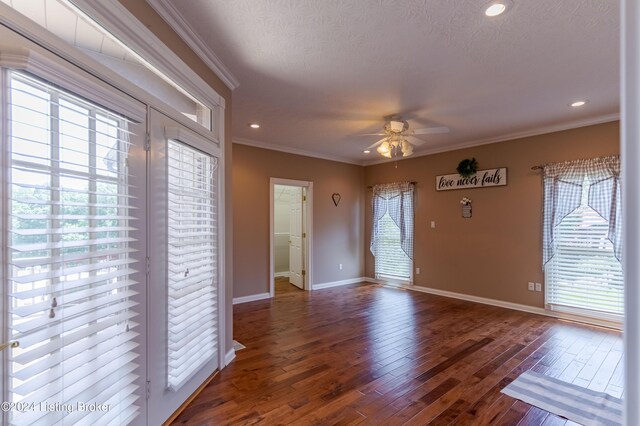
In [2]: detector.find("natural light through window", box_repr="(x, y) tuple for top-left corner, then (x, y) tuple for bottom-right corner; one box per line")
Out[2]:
(371, 182), (414, 284)
(546, 177), (624, 320)
(0, 0), (212, 130)
(374, 213), (412, 281)
(7, 71), (141, 425)
(166, 140), (218, 391)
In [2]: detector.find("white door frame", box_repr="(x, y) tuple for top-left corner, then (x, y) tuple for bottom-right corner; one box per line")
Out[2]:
(270, 178), (313, 296)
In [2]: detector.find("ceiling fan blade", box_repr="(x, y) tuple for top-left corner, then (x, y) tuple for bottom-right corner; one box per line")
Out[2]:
(366, 137), (388, 149)
(413, 126), (450, 135)
(406, 136), (427, 146)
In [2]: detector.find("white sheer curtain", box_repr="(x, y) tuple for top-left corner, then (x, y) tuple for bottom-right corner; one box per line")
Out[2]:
(542, 155), (621, 266)
(370, 182), (415, 259)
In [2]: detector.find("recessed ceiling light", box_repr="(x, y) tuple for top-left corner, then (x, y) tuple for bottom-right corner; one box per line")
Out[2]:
(570, 100), (588, 107)
(249, 123), (260, 129)
(484, 1), (511, 17)
(363, 150), (370, 154)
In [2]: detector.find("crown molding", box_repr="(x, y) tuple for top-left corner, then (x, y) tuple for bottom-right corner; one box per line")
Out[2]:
(235, 113), (618, 168)
(362, 113), (620, 166)
(233, 137), (364, 165)
(146, 0), (240, 91)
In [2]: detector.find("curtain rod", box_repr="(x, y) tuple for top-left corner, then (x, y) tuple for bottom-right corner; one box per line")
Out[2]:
(367, 181), (417, 189)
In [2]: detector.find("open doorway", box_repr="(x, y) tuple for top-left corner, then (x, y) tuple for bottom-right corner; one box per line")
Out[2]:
(270, 178), (313, 297)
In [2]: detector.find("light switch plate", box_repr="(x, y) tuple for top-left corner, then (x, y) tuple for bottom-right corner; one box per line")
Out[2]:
(535, 282), (542, 292)
(528, 282), (535, 291)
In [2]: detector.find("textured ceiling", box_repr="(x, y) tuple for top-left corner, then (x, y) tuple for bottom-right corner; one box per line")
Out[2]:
(163, 0), (619, 164)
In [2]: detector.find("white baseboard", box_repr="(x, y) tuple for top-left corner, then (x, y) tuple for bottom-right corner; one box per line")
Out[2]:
(274, 272), (290, 278)
(224, 348), (236, 366)
(232, 292), (271, 305)
(364, 278), (621, 330)
(312, 277), (366, 290)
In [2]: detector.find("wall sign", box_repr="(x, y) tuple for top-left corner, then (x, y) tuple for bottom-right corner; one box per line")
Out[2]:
(436, 168), (507, 191)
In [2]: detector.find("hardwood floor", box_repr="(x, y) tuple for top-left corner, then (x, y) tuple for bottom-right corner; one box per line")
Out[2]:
(275, 276), (303, 295)
(171, 283), (623, 425)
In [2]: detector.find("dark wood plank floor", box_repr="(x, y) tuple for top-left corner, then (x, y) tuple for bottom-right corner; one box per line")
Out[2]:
(275, 276), (303, 295)
(172, 283), (623, 425)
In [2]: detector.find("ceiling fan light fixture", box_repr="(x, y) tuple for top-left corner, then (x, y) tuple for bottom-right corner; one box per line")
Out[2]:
(377, 141), (391, 155)
(401, 140), (413, 157)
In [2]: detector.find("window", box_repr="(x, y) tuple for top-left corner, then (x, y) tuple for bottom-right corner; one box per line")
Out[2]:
(542, 156), (622, 324)
(1, 0), (214, 131)
(166, 140), (218, 391)
(546, 178), (624, 320)
(6, 72), (142, 425)
(374, 213), (413, 281)
(370, 182), (414, 283)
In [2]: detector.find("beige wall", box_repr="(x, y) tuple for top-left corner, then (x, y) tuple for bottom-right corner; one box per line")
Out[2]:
(364, 121), (620, 308)
(119, 1), (235, 353)
(233, 144), (365, 298)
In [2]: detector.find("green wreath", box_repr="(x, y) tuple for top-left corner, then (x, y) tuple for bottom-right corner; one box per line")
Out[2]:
(457, 158), (479, 178)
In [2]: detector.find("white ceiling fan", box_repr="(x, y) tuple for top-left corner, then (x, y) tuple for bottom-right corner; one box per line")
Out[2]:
(361, 118), (449, 158)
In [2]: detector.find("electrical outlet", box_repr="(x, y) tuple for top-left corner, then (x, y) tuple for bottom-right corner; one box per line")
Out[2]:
(527, 282), (535, 291)
(535, 282), (542, 292)
(416, 267), (421, 275)
(339, 263), (343, 270)
(430, 221), (436, 228)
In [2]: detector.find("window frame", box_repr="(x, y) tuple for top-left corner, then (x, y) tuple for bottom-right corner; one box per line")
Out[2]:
(4, 69), (145, 425)
(544, 177), (623, 327)
(0, 2), (228, 422)
(0, 0), (227, 369)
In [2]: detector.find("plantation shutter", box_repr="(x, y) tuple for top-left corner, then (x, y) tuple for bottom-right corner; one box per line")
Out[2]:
(545, 178), (624, 322)
(7, 72), (142, 425)
(166, 140), (218, 391)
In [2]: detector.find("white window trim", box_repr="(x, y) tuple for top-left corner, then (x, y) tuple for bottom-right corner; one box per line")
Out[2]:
(0, 1), (225, 144)
(0, 48), (146, 123)
(0, 62), (8, 413)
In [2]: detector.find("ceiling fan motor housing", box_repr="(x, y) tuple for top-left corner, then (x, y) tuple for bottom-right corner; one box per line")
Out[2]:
(386, 120), (408, 134)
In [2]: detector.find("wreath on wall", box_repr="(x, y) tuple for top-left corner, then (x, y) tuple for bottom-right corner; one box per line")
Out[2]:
(457, 158), (479, 178)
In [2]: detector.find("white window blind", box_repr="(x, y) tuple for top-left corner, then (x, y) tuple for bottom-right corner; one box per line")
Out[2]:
(374, 213), (412, 282)
(7, 72), (141, 425)
(167, 140), (218, 391)
(546, 178), (624, 321)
